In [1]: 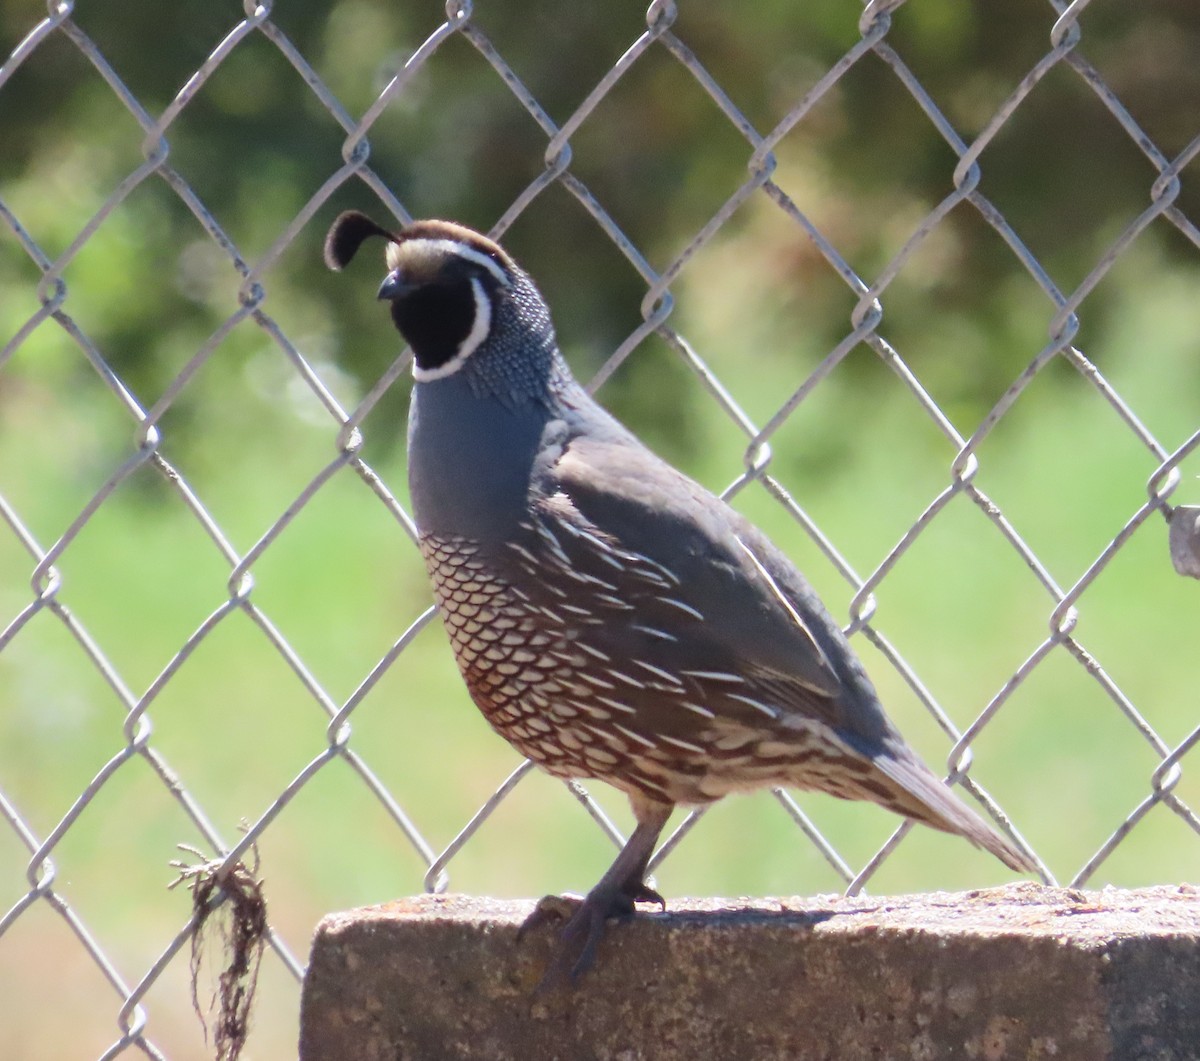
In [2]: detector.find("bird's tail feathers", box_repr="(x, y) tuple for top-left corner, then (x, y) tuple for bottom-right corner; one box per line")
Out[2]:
(865, 751), (1036, 874)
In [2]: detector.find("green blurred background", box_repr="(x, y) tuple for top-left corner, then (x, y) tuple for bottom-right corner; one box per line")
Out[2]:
(2, 0), (1200, 1057)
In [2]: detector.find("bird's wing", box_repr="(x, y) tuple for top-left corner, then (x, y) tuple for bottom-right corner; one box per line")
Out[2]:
(525, 434), (894, 743)
(514, 433), (1033, 868)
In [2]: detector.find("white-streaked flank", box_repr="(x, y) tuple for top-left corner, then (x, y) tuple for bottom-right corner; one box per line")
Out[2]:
(735, 535), (834, 680)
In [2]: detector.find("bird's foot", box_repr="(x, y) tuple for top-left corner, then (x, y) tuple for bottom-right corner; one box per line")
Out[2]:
(520, 879), (666, 991)
(624, 880), (666, 909)
(517, 892), (585, 943)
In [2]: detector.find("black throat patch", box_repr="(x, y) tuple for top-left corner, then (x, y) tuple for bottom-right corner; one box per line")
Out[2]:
(392, 281), (479, 373)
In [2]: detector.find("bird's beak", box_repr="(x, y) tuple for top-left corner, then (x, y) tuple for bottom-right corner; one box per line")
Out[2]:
(377, 270), (411, 301)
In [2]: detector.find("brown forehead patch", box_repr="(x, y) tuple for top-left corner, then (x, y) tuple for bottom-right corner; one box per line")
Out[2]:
(382, 219), (515, 286)
(400, 219), (513, 268)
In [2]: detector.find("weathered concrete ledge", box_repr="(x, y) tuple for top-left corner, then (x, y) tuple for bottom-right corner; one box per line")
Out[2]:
(299, 883), (1200, 1060)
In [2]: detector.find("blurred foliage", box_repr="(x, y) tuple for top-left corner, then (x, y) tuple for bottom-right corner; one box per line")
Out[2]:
(3, 0), (1199, 466)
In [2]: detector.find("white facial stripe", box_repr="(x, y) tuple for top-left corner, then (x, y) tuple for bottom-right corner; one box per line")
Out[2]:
(450, 242), (511, 286)
(412, 277), (491, 382)
(386, 237), (510, 287)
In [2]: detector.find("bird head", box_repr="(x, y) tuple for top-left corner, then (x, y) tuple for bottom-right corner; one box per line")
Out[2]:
(324, 211), (557, 388)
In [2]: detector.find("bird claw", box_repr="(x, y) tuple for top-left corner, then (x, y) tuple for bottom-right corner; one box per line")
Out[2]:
(625, 881), (666, 909)
(516, 892), (584, 944)
(520, 881), (666, 991)
(528, 888), (614, 984)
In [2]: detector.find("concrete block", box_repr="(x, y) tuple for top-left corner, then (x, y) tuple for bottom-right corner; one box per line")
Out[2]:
(299, 883), (1200, 1060)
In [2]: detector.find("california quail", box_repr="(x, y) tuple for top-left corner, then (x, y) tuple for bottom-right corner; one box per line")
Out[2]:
(324, 211), (1035, 982)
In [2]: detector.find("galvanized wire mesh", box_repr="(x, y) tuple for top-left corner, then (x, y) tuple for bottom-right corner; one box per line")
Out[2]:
(3, 0), (1200, 1057)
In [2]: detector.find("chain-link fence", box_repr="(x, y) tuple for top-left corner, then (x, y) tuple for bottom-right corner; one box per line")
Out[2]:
(3, 0), (1200, 1057)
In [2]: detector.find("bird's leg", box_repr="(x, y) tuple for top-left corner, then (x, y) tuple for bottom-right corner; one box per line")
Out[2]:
(523, 800), (672, 988)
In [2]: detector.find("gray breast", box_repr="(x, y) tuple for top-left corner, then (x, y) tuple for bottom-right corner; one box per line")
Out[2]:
(407, 372), (554, 541)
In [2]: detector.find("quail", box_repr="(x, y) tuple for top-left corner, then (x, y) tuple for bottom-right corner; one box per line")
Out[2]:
(324, 210), (1035, 982)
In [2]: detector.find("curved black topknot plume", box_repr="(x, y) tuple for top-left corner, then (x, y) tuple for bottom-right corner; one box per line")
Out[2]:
(324, 210), (397, 271)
